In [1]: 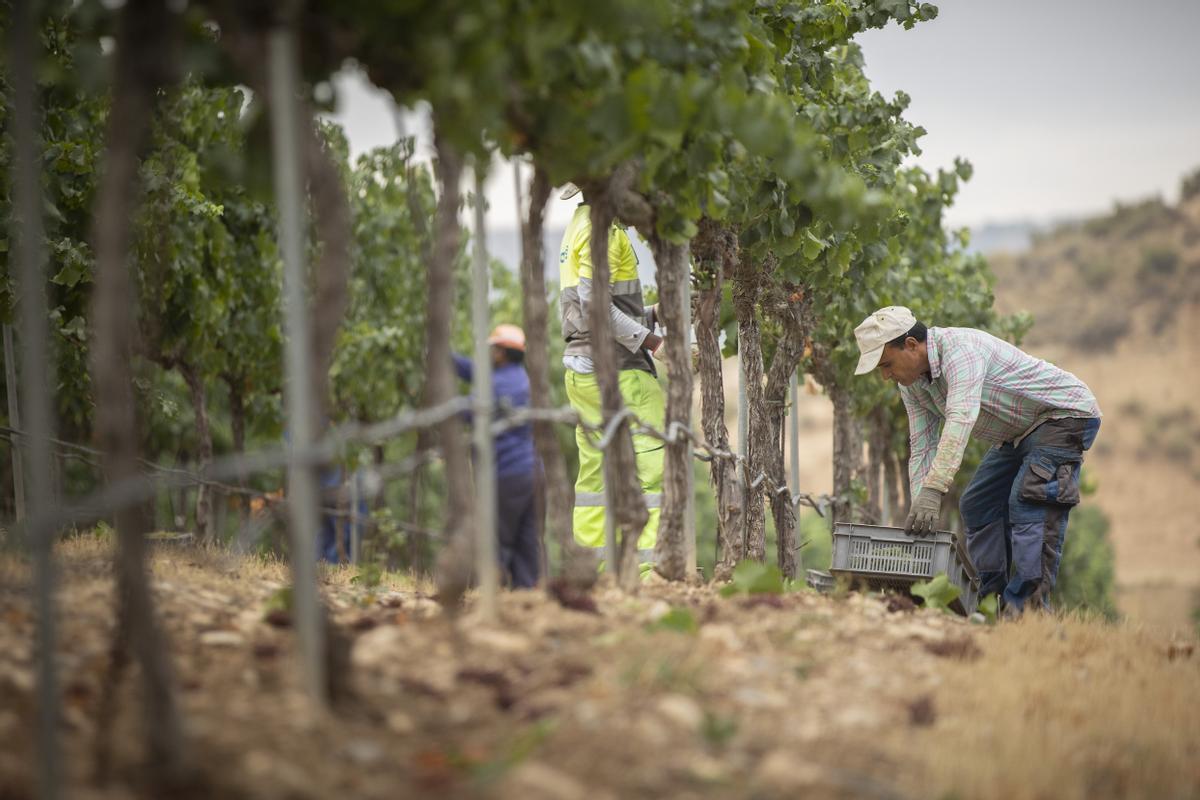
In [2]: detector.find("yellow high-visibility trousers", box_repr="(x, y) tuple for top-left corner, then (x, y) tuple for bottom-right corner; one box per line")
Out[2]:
(564, 369), (664, 557)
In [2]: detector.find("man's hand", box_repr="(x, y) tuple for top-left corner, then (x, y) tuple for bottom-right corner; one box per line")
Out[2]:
(647, 335), (700, 368)
(904, 487), (944, 535)
(645, 332), (665, 360)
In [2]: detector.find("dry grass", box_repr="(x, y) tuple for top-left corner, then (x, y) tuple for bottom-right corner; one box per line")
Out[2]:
(906, 613), (1200, 800)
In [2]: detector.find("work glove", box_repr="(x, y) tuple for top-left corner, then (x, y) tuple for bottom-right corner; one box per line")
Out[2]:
(904, 487), (944, 535)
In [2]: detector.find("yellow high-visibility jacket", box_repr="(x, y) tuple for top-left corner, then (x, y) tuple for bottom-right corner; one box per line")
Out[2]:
(558, 204), (655, 374)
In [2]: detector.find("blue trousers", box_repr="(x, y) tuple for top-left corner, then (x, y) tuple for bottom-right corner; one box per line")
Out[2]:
(959, 417), (1100, 612)
(318, 499), (368, 564)
(496, 471), (542, 589)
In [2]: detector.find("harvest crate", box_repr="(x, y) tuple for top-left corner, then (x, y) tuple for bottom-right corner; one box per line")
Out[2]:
(829, 522), (979, 615)
(805, 569), (836, 593)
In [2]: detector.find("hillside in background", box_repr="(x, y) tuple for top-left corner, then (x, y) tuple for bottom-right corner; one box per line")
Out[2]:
(987, 170), (1200, 628)
(966, 220), (1040, 255)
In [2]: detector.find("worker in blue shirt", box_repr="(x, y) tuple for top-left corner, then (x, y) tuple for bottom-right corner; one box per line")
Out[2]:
(452, 324), (541, 588)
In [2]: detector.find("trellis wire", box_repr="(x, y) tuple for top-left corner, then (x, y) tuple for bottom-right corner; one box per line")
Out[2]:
(2, 393), (830, 540)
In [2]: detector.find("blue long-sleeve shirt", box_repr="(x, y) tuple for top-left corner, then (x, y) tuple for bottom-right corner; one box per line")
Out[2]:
(452, 354), (538, 478)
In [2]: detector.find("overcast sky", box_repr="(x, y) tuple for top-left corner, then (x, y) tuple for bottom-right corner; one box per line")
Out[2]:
(855, 0), (1200, 226)
(326, 0), (1200, 234)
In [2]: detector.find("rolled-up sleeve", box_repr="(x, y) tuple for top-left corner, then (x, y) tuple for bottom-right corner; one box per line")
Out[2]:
(922, 346), (984, 493)
(901, 385), (941, 498)
(576, 277), (650, 353)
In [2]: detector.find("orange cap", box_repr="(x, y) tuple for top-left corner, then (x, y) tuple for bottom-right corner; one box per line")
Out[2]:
(487, 323), (526, 352)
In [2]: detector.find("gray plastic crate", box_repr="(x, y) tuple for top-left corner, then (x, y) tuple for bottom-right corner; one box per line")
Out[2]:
(829, 522), (979, 615)
(806, 569), (836, 593)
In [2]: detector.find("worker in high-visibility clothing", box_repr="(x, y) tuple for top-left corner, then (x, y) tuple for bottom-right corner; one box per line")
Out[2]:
(557, 183), (667, 568)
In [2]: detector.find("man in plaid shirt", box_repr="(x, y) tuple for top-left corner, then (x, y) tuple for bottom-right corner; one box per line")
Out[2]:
(854, 306), (1102, 614)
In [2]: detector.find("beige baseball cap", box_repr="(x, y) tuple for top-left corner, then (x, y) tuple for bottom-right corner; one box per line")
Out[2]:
(854, 306), (917, 375)
(560, 183), (581, 200)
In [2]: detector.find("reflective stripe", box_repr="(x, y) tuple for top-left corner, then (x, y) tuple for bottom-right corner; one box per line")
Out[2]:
(575, 492), (606, 507)
(611, 279), (642, 297)
(577, 547), (657, 563)
(575, 492), (661, 508)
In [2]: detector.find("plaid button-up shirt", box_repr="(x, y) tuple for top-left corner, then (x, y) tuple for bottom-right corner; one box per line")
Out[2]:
(898, 327), (1101, 496)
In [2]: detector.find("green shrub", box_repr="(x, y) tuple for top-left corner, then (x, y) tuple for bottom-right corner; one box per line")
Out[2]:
(649, 607), (699, 634)
(1181, 168), (1200, 202)
(1117, 397), (1145, 418)
(1139, 246), (1179, 280)
(1070, 314), (1130, 353)
(719, 560), (785, 596)
(1163, 437), (1194, 464)
(798, 511), (833, 572)
(1076, 256), (1115, 289)
(1138, 406), (1198, 462)
(911, 573), (962, 614)
(1119, 199), (1171, 239)
(1054, 505), (1118, 619)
